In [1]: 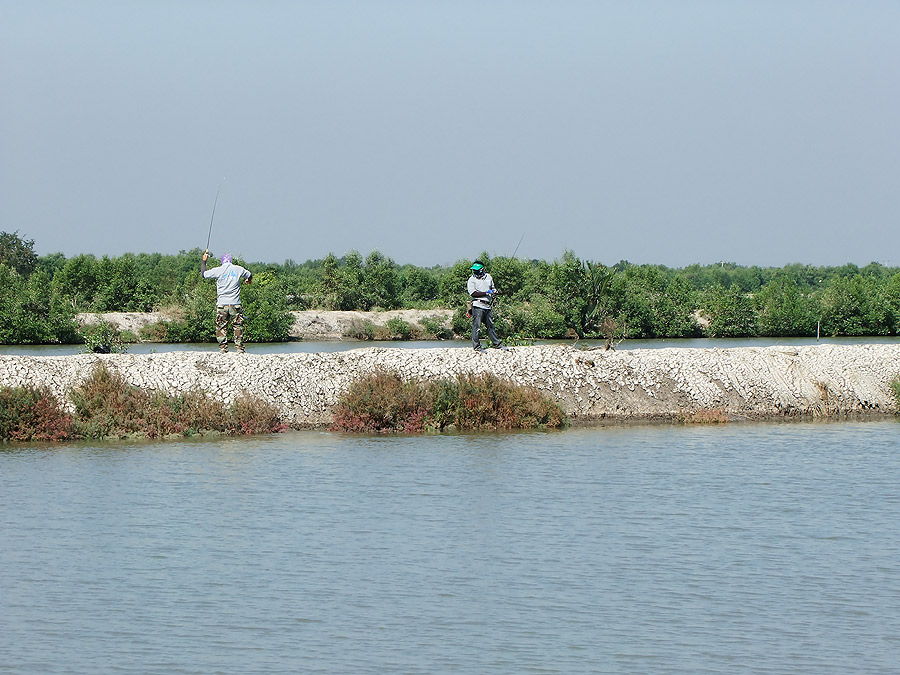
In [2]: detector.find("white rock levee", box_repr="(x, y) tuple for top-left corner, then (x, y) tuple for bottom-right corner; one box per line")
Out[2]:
(2, 344), (898, 428)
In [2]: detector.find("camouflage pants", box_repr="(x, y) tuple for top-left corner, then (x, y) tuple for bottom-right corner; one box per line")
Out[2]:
(215, 304), (245, 347)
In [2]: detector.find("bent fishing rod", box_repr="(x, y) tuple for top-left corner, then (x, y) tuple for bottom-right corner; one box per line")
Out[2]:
(204, 177), (226, 254)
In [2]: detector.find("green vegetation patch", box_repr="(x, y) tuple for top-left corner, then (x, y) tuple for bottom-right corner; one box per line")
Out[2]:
(5, 228), (900, 345)
(81, 321), (130, 353)
(331, 370), (567, 433)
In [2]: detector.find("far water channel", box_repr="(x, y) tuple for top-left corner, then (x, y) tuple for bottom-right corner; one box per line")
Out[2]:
(3, 334), (900, 357)
(2, 420), (900, 674)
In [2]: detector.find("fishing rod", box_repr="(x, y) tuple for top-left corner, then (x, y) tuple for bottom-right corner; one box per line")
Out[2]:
(491, 233), (524, 314)
(510, 232), (525, 259)
(204, 177), (225, 254)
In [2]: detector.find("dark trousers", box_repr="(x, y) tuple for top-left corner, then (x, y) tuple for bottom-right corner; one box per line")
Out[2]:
(471, 306), (501, 349)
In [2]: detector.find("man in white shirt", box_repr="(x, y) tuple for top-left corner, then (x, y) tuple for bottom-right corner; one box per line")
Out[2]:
(466, 260), (505, 351)
(201, 252), (253, 353)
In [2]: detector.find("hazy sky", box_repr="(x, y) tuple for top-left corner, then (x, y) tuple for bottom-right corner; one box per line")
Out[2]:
(2, 0), (898, 268)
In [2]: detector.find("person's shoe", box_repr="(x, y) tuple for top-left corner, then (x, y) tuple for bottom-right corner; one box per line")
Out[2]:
(237, 344), (245, 354)
(219, 344), (228, 353)
(473, 345), (485, 352)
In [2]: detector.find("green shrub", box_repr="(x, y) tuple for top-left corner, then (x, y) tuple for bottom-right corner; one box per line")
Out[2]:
(385, 316), (413, 340)
(139, 321), (171, 342)
(241, 272), (295, 342)
(451, 307), (471, 337)
(418, 315), (452, 340)
(402, 267), (439, 304)
(243, 298), (294, 342)
(81, 321), (129, 353)
(701, 285), (758, 337)
(331, 371), (567, 433)
(343, 319), (377, 341)
(0, 265), (80, 344)
(754, 276), (817, 337)
(504, 334), (536, 346)
(504, 297), (568, 338)
(819, 275), (894, 336)
(163, 285), (217, 343)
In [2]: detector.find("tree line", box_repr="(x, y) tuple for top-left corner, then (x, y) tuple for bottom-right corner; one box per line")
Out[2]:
(2, 230), (900, 345)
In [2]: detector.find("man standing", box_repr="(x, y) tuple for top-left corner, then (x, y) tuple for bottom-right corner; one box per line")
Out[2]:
(467, 260), (505, 351)
(201, 252), (253, 353)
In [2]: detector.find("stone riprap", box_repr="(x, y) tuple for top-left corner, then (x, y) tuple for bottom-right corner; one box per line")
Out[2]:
(1, 344), (898, 427)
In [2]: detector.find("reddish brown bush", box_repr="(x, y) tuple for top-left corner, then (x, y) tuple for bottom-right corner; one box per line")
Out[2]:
(331, 371), (567, 433)
(3, 365), (289, 443)
(69, 364), (287, 440)
(0, 386), (74, 442)
(227, 393), (289, 435)
(330, 371), (427, 433)
(454, 373), (567, 431)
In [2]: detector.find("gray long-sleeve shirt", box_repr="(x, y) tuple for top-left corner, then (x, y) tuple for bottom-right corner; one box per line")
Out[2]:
(201, 260), (252, 305)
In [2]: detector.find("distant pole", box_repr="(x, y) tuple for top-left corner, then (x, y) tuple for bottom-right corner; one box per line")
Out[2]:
(816, 321), (820, 341)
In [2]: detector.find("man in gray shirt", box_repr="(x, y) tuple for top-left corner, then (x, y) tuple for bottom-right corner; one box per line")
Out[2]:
(201, 252), (253, 353)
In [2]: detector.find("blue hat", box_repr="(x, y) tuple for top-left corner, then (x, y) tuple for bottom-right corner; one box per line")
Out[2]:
(221, 254), (232, 265)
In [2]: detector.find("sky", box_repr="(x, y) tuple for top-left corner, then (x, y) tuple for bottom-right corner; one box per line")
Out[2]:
(1, 0), (898, 268)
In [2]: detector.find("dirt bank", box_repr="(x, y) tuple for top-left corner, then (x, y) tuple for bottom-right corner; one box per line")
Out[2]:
(287, 309), (454, 340)
(77, 310), (455, 341)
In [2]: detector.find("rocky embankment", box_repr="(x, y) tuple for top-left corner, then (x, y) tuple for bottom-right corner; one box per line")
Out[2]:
(2, 344), (898, 428)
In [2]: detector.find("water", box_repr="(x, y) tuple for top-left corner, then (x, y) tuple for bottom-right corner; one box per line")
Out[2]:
(2, 421), (900, 674)
(3, 334), (900, 356)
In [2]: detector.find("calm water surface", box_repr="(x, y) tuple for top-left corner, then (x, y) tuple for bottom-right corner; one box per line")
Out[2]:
(2, 421), (900, 674)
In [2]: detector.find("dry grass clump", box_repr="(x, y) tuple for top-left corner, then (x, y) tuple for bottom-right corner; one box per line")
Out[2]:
(331, 370), (567, 433)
